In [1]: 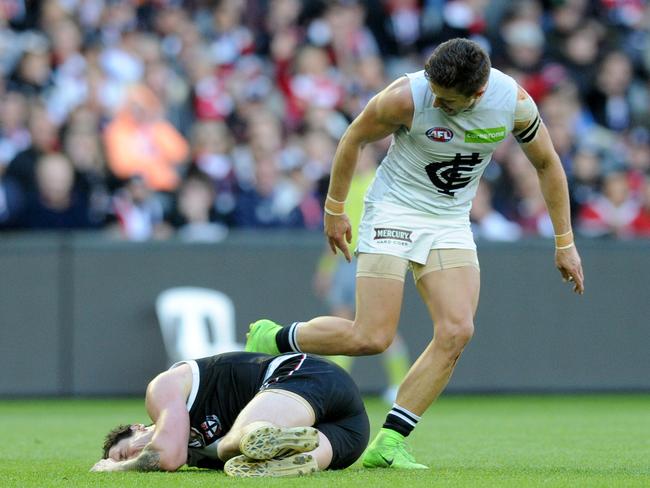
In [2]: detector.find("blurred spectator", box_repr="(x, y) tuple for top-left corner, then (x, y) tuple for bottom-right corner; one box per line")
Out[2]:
(324, 0), (379, 75)
(186, 46), (235, 122)
(6, 31), (52, 97)
(0, 0), (647, 241)
(301, 129), (337, 186)
(171, 172), (228, 243)
(0, 165), (24, 229)
(577, 170), (640, 238)
(103, 84), (189, 192)
(5, 103), (60, 195)
(110, 176), (172, 241)
(585, 51), (636, 132)
(45, 17), (87, 124)
(549, 21), (603, 95)
(21, 152), (94, 230)
(630, 174), (650, 237)
(625, 127), (650, 195)
(471, 180), (522, 241)
(341, 55), (387, 118)
(569, 147), (603, 216)
(0, 91), (30, 168)
(365, 0), (422, 58)
(233, 157), (304, 229)
(62, 124), (111, 226)
(189, 120), (237, 218)
(207, 0), (255, 67)
(505, 150), (553, 237)
(285, 45), (344, 126)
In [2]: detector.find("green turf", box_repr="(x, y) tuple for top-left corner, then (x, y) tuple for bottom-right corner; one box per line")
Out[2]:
(0, 395), (648, 487)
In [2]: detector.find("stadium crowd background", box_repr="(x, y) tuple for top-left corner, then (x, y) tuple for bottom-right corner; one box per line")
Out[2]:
(0, 0), (648, 242)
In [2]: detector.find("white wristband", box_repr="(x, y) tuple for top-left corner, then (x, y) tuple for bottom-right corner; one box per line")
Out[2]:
(324, 207), (344, 216)
(555, 242), (575, 250)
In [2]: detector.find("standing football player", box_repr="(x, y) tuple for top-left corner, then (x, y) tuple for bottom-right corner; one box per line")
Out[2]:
(245, 38), (584, 469)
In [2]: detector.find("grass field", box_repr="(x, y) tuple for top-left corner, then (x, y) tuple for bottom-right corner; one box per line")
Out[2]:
(0, 394), (648, 487)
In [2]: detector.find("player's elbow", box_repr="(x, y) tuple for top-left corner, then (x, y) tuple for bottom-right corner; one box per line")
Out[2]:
(158, 457), (184, 472)
(158, 447), (187, 471)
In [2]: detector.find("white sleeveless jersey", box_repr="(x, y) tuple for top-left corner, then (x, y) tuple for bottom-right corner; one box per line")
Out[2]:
(366, 68), (518, 217)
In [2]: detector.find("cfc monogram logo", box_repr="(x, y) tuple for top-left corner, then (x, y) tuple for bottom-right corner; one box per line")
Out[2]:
(425, 153), (483, 196)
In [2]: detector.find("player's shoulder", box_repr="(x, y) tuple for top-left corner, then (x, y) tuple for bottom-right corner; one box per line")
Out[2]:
(378, 76), (412, 106)
(147, 363), (193, 401)
(143, 364), (194, 419)
(373, 76), (414, 124)
(483, 68), (518, 98)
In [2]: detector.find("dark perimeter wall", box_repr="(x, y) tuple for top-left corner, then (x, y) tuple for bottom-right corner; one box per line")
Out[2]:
(0, 232), (648, 396)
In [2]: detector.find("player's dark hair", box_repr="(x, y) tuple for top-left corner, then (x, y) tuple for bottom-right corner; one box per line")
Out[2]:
(424, 38), (491, 97)
(102, 424), (134, 459)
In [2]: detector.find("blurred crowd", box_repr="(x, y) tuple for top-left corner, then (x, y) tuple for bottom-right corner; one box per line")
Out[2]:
(0, 0), (649, 241)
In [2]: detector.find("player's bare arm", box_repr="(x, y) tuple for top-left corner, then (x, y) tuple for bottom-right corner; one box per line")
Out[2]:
(513, 86), (584, 294)
(325, 77), (414, 262)
(91, 367), (191, 472)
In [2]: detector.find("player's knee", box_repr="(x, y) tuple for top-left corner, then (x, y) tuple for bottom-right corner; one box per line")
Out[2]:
(348, 328), (393, 355)
(436, 320), (474, 354)
(361, 335), (392, 355)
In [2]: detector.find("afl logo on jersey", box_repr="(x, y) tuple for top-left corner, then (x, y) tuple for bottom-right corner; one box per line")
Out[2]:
(426, 127), (454, 142)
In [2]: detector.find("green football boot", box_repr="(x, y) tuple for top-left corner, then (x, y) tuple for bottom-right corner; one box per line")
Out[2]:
(362, 428), (428, 469)
(245, 319), (282, 355)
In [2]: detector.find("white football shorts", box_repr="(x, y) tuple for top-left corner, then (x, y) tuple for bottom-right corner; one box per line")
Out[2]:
(356, 201), (476, 265)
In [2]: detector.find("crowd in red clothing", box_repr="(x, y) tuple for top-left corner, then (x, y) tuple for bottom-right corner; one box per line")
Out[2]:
(0, 0), (648, 241)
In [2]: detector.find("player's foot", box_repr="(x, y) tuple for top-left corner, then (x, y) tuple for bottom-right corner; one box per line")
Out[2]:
(224, 453), (318, 477)
(239, 423), (319, 460)
(245, 319), (282, 354)
(362, 428), (428, 469)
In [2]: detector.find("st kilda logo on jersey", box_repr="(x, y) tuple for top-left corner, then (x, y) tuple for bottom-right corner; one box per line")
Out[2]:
(425, 152), (484, 197)
(426, 127), (454, 142)
(188, 415), (223, 447)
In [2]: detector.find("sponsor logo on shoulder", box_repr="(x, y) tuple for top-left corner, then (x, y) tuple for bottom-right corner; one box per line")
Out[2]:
(464, 126), (507, 143)
(374, 227), (413, 243)
(426, 127), (454, 142)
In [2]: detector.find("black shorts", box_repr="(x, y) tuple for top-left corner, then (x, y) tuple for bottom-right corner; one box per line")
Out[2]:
(261, 354), (370, 470)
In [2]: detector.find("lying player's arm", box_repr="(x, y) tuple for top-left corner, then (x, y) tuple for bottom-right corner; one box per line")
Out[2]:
(92, 372), (190, 472)
(513, 86), (584, 294)
(91, 444), (164, 472)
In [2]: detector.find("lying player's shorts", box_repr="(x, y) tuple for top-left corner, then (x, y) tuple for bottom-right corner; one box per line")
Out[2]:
(260, 354), (370, 470)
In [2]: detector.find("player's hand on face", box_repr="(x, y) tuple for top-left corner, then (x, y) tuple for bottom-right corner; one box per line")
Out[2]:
(90, 458), (118, 472)
(324, 213), (353, 263)
(555, 246), (584, 295)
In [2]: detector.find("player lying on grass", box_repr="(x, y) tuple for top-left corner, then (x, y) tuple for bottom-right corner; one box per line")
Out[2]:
(91, 351), (369, 477)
